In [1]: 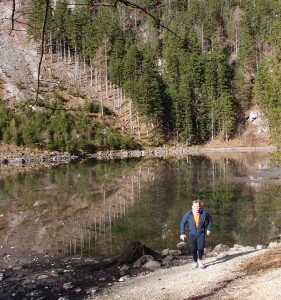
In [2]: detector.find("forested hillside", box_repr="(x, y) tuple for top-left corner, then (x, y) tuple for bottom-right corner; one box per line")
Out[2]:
(0, 0), (281, 152)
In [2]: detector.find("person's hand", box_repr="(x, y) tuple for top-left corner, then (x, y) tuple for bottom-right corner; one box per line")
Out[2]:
(206, 230), (211, 236)
(180, 234), (186, 241)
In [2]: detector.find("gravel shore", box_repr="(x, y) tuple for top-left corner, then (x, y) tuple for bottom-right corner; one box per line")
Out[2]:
(1, 242), (281, 300)
(93, 243), (281, 300)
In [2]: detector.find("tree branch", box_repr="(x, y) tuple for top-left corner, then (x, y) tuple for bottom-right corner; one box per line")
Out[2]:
(118, 0), (180, 37)
(34, 0), (50, 104)
(87, 0), (180, 38)
(9, 0), (16, 34)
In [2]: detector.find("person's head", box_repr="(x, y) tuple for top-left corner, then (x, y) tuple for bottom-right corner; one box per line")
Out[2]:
(192, 199), (203, 214)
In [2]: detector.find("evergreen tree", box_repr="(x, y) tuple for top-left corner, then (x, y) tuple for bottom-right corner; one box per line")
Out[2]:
(162, 32), (181, 93)
(218, 90), (235, 141)
(65, 6), (92, 52)
(178, 73), (195, 144)
(202, 54), (219, 141)
(212, 46), (236, 141)
(136, 46), (164, 124)
(123, 43), (143, 100)
(108, 30), (126, 86)
(28, 0), (53, 39)
(233, 17), (255, 110)
(81, 20), (101, 61)
(0, 101), (10, 141)
(52, 0), (69, 40)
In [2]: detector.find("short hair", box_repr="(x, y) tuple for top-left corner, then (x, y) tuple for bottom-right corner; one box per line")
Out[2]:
(192, 199), (203, 206)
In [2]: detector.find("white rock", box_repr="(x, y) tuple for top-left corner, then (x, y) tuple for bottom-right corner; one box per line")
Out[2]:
(256, 244), (264, 250)
(119, 275), (129, 282)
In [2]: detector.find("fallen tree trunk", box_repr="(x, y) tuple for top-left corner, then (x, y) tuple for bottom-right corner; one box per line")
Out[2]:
(118, 241), (163, 265)
(81, 241), (163, 271)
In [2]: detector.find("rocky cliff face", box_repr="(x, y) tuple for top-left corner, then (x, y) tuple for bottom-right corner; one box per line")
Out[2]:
(248, 106), (269, 133)
(0, 0), (39, 101)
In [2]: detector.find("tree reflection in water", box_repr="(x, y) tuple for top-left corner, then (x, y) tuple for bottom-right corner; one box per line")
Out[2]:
(0, 152), (280, 258)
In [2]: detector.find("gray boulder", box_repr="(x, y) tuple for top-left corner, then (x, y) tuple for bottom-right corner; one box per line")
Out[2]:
(143, 260), (161, 271)
(212, 244), (231, 254)
(133, 255), (154, 268)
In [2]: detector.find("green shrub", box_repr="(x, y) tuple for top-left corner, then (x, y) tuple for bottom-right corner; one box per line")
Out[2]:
(69, 88), (86, 98)
(83, 100), (100, 113)
(0, 101), (141, 152)
(16, 81), (25, 90)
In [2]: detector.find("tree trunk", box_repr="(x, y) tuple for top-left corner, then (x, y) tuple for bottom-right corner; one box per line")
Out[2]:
(78, 241), (163, 272)
(118, 241), (163, 265)
(104, 40), (108, 99)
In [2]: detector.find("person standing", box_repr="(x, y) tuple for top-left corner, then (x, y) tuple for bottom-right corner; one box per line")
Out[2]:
(180, 199), (212, 269)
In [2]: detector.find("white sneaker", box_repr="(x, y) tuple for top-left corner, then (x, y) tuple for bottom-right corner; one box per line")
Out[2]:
(192, 262), (198, 269)
(198, 259), (204, 269)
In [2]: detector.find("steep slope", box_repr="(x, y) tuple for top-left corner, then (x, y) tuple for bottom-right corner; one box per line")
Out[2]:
(0, 1), (38, 101)
(0, 1), (273, 149)
(0, 1), (150, 143)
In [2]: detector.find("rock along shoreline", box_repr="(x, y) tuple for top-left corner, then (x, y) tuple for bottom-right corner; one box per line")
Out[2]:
(0, 151), (78, 167)
(0, 145), (277, 167)
(88, 145), (277, 160)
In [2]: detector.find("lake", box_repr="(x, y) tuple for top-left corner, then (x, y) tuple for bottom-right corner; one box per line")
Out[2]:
(0, 151), (280, 258)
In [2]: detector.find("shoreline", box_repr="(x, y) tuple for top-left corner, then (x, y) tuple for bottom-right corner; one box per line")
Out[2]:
(1, 240), (280, 300)
(0, 145), (278, 178)
(0, 145), (277, 166)
(88, 145), (278, 160)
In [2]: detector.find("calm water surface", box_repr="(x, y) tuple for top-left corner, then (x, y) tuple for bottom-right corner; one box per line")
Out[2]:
(0, 152), (280, 258)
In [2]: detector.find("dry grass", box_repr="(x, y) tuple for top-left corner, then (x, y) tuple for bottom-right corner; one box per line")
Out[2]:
(241, 244), (281, 275)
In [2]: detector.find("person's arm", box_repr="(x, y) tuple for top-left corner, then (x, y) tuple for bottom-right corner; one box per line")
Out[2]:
(179, 211), (190, 240)
(206, 212), (212, 236)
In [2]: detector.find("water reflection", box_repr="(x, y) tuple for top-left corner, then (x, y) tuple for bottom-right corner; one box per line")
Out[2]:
(0, 152), (280, 258)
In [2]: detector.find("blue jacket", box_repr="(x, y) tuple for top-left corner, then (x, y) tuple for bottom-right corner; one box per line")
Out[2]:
(180, 209), (212, 236)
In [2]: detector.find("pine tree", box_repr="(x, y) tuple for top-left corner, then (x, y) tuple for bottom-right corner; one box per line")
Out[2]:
(136, 46), (164, 124)
(233, 16), (255, 110)
(202, 54), (218, 141)
(108, 30), (126, 86)
(52, 0), (68, 40)
(219, 90), (235, 141)
(178, 73), (195, 144)
(28, 0), (53, 40)
(65, 6), (92, 53)
(215, 46), (235, 141)
(123, 43), (142, 100)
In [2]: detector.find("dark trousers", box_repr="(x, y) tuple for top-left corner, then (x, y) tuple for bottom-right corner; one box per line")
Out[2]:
(190, 233), (205, 262)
